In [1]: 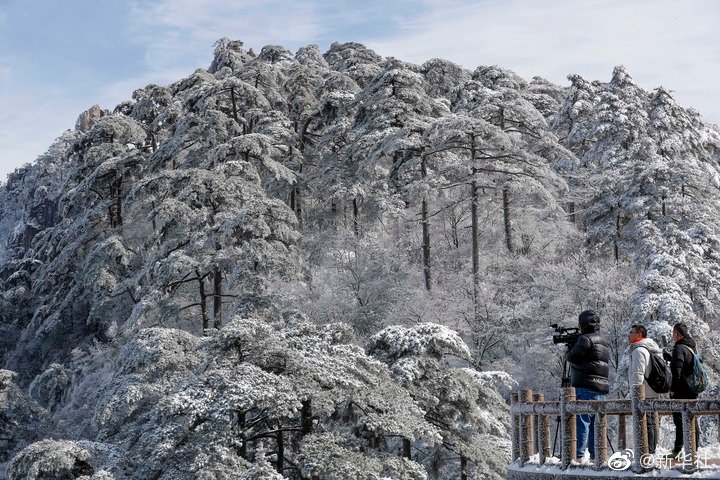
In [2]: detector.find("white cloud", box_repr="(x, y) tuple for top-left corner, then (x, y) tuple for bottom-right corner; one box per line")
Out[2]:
(365, 0), (720, 123)
(0, 87), (82, 182)
(126, 0), (324, 75)
(0, 63), (206, 184)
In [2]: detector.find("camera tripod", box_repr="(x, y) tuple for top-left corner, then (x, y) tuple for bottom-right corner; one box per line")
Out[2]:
(551, 352), (616, 458)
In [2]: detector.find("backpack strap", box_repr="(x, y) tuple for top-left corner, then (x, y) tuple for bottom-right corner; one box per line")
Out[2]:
(678, 344), (698, 356)
(636, 345), (659, 357)
(635, 345), (653, 378)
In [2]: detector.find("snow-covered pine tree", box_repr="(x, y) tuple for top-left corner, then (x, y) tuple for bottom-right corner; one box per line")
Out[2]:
(368, 323), (510, 480)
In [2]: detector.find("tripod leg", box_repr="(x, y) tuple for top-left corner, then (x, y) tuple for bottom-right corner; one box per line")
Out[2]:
(607, 431), (615, 454)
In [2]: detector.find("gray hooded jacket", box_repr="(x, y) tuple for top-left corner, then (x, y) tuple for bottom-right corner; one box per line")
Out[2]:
(629, 337), (663, 398)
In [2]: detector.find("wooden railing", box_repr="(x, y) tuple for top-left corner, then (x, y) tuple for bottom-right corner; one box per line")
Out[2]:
(509, 385), (720, 473)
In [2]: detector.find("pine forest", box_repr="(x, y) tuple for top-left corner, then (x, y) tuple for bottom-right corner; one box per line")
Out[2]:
(1, 38), (720, 479)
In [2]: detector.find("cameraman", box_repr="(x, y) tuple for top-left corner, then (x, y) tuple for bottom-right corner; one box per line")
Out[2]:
(566, 309), (610, 461)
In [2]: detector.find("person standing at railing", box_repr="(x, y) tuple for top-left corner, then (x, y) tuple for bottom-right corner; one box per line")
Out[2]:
(628, 324), (663, 454)
(566, 310), (610, 462)
(663, 322), (700, 457)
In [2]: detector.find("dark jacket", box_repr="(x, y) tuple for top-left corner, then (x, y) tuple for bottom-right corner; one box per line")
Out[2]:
(566, 324), (610, 393)
(662, 335), (698, 399)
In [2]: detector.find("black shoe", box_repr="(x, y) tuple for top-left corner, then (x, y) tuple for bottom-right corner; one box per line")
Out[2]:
(668, 450), (682, 459)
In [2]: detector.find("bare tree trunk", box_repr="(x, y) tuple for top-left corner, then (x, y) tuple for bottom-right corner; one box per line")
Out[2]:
(276, 422), (284, 474)
(229, 86), (242, 132)
(503, 185), (513, 253)
(109, 176), (123, 228)
(196, 268), (209, 332)
(421, 155), (432, 291)
(109, 205), (119, 229)
(292, 148), (303, 230)
(213, 267), (222, 330)
(451, 207), (460, 250)
(353, 197), (360, 237)
(392, 151), (401, 195)
(299, 114), (316, 152)
(613, 241), (619, 263)
(460, 456), (468, 480)
(614, 214), (620, 263)
(212, 228), (223, 330)
(470, 136), (481, 324)
(471, 182), (480, 321)
(115, 177), (123, 227)
(238, 411), (247, 460)
(661, 194), (666, 216)
(402, 438), (412, 459)
(301, 399), (313, 437)
(296, 186), (303, 229)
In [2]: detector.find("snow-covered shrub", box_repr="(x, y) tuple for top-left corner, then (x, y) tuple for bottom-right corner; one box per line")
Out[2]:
(0, 370), (49, 465)
(28, 363), (72, 412)
(6, 439), (120, 480)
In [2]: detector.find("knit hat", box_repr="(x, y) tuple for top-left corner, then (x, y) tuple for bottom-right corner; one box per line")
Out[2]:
(673, 322), (689, 337)
(578, 310), (600, 328)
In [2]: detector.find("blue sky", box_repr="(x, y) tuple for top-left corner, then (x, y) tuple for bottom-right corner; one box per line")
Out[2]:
(1, 0), (718, 182)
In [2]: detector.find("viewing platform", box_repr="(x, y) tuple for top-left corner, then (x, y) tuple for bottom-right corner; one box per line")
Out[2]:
(508, 385), (720, 478)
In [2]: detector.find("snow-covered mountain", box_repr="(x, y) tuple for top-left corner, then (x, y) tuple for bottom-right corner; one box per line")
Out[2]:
(1, 38), (719, 479)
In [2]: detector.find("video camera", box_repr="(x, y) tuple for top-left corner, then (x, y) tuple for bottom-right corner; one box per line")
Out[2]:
(551, 323), (581, 346)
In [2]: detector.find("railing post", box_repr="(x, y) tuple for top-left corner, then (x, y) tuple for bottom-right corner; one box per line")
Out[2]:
(526, 390), (535, 460)
(519, 389), (534, 465)
(631, 383), (647, 473)
(560, 387), (576, 469)
(594, 410), (608, 470)
(511, 392), (519, 463)
(682, 409), (697, 472)
(534, 393), (550, 465)
(618, 414), (626, 450)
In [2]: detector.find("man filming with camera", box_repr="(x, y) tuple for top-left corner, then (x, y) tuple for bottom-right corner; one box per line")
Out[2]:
(566, 309), (610, 462)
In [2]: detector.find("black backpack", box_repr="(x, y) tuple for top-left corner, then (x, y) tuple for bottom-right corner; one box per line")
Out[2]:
(639, 346), (672, 393)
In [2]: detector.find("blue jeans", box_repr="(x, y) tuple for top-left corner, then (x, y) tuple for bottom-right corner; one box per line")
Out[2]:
(575, 387), (605, 458)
